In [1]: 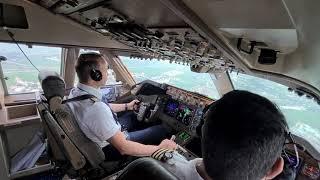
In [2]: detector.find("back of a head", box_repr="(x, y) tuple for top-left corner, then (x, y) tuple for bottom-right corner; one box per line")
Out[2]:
(75, 52), (103, 83)
(202, 90), (287, 180)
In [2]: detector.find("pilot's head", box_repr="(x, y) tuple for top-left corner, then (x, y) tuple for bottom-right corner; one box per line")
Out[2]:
(202, 90), (287, 180)
(75, 52), (108, 88)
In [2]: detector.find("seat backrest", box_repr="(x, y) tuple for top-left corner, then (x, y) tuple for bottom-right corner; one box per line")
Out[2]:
(116, 158), (178, 180)
(37, 103), (87, 170)
(38, 71), (105, 169)
(54, 103), (105, 167)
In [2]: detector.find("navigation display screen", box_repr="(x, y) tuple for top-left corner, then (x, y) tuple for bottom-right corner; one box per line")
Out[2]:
(164, 99), (195, 126)
(164, 100), (179, 117)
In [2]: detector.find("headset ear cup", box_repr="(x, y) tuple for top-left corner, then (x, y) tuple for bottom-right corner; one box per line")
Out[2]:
(96, 70), (102, 81)
(90, 69), (103, 81)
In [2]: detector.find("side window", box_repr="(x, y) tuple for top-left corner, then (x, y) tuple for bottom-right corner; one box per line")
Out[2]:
(74, 49), (119, 86)
(120, 56), (220, 99)
(229, 71), (320, 151)
(0, 42), (62, 94)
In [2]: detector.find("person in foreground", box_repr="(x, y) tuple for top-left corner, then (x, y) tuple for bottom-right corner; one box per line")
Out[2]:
(68, 52), (176, 160)
(160, 90), (288, 180)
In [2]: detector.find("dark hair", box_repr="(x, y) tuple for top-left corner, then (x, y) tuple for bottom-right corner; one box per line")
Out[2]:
(75, 52), (104, 83)
(202, 90), (287, 180)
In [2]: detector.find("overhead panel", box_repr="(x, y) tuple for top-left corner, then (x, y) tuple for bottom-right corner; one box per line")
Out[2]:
(41, 0), (105, 14)
(31, 0), (239, 73)
(110, 0), (187, 28)
(0, 0), (130, 49)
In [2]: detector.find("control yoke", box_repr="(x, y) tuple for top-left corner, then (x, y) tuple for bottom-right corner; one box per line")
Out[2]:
(134, 95), (161, 122)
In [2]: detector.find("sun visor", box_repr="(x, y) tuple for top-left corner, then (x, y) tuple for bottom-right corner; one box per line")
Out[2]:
(0, 3), (28, 29)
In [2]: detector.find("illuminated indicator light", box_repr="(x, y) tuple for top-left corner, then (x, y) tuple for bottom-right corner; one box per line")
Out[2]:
(178, 132), (191, 141)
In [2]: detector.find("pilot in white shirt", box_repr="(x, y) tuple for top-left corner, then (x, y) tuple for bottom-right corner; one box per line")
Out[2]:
(68, 83), (121, 148)
(67, 52), (177, 161)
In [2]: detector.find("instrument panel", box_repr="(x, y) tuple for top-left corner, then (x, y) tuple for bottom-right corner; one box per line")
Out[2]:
(151, 83), (320, 179)
(164, 99), (195, 126)
(281, 147), (320, 180)
(163, 85), (214, 134)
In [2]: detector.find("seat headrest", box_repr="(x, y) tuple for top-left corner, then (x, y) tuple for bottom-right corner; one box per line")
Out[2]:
(116, 158), (178, 180)
(38, 71), (65, 101)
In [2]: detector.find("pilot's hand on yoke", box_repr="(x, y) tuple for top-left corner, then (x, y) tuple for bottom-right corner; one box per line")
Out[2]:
(128, 99), (140, 111)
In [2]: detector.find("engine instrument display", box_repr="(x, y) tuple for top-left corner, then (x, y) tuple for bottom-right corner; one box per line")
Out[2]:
(176, 104), (195, 126)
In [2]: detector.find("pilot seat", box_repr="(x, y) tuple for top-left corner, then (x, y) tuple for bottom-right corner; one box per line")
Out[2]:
(37, 71), (122, 179)
(36, 71), (178, 180)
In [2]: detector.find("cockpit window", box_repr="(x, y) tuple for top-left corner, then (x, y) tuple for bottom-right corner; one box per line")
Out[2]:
(229, 71), (320, 152)
(0, 42), (62, 94)
(120, 56), (220, 99)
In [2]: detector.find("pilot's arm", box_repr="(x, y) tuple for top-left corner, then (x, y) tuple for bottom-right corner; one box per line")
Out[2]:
(109, 131), (176, 156)
(85, 101), (176, 157)
(109, 99), (139, 112)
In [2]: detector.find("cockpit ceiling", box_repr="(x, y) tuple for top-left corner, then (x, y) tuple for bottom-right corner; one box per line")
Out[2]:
(39, 0), (188, 28)
(182, 0), (294, 29)
(104, 0), (188, 28)
(28, 0), (299, 62)
(30, 0), (238, 73)
(26, 0), (298, 72)
(179, 0), (298, 54)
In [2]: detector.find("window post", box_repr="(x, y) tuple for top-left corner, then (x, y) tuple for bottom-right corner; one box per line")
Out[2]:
(100, 49), (136, 88)
(0, 61), (8, 97)
(61, 48), (79, 90)
(209, 71), (234, 97)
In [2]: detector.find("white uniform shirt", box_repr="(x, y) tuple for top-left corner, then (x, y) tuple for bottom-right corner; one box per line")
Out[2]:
(67, 83), (121, 148)
(160, 152), (204, 180)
